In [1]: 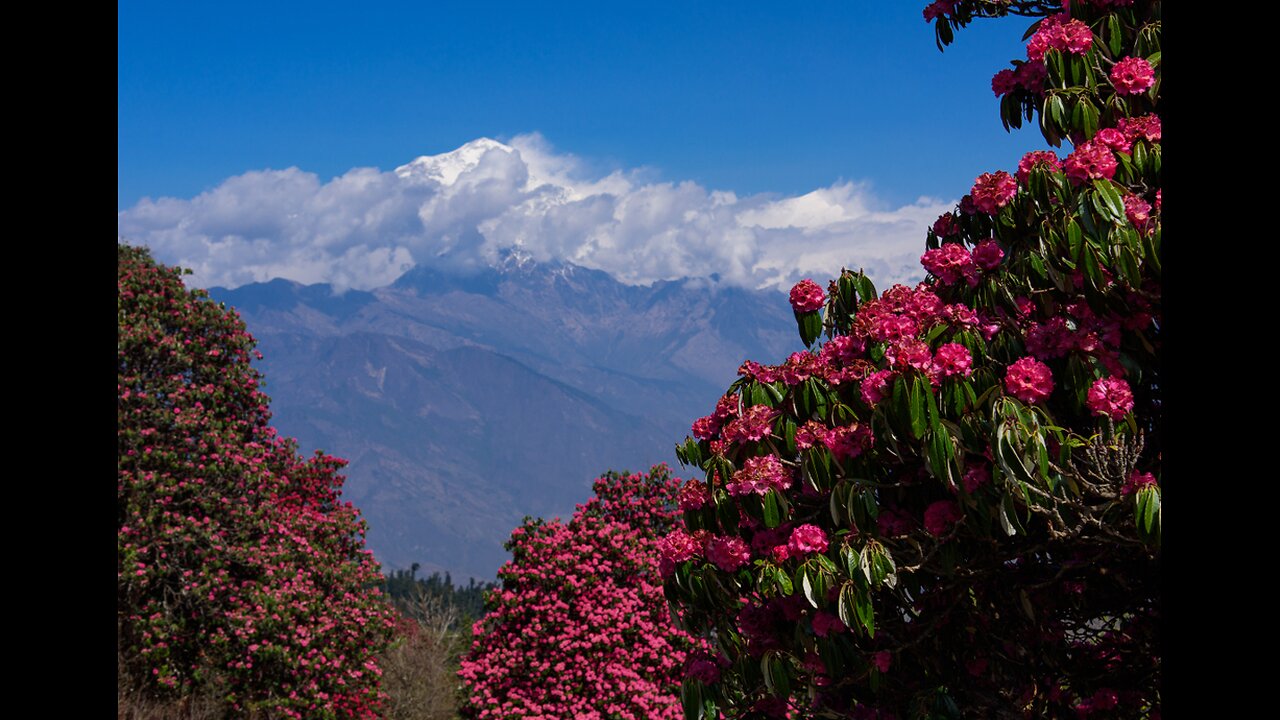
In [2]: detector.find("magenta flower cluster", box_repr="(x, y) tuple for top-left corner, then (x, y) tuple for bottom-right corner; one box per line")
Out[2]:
(460, 467), (702, 720)
(789, 278), (827, 313)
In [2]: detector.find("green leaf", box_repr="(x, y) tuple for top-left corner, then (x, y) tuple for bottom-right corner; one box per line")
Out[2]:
(762, 490), (782, 528)
(1082, 247), (1103, 290)
(681, 678), (704, 720)
(1107, 15), (1123, 56)
(837, 583), (857, 630)
(774, 566), (794, 595)
(909, 375), (927, 440)
(855, 587), (876, 637)
(855, 274), (877, 303)
(1066, 220), (1084, 262)
(1092, 179), (1126, 223)
(1020, 589), (1035, 621)
(763, 381), (784, 404)
(801, 567), (817, 608)
(798, 310), (824, 347)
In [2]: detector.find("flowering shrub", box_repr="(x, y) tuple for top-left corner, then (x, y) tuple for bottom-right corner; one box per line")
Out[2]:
(117, 245), (396, 719)
(668, 2), (1160, 718)
(459, 466), (705, 720)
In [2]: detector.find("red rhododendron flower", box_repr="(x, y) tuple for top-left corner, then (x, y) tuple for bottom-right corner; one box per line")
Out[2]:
(934, 342), (973, 378)
(1086, 377), (1134, 420)
(1005, 357), (1054, 404)
(1110, 56), (1155, 95)
(812, 611), (847, 637)
(861, 369), (896, 406)
(921, 243), (979, 287)
(787, 524), (829, 556)
(823, 423), (873, 460)
(933, 212), (958, 237)
(962, 463), (991, 493)
(706, 535), (753, 572)
(992, 68), (1017, 96)
(728, 455), (792, 496)
(789, 278), (826, 313)
(1016, 150), (1062, 183)
(924, 500), (964, 537)
(1014, 59), (1047, 93)
(1118, 114), (1161, 144)
(922, 0), (955, 21)
(872, 650), (893, 673)
(678, 479), (710, 510)
(1064, 140), (1118, 185)
(970, 171), (1018, 215)
(971, 239), (1004, 270)
(1124, 194), (1153, 232)
(1026, 15), (1093, 60)
(721, 403), (779, 444)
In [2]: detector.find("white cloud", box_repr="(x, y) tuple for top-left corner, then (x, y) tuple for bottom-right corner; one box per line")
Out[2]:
(118, 134), (952, 292)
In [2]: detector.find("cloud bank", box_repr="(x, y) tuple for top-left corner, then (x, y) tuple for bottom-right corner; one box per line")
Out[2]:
(118, 134), (952, 292)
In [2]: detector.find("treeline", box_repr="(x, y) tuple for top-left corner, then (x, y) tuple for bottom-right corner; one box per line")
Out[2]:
(382, 563), (495, 623)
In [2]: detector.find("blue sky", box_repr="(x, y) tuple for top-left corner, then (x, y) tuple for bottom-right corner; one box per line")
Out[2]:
(118, 1), (1050, 291)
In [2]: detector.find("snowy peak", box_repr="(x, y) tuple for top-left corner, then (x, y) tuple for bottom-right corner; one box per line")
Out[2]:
(395, 138), (519, 186)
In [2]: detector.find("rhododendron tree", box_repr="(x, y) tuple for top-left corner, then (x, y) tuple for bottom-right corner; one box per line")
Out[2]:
(459, 466), (707, 720)
(118, 245), (396, 719)
(668, 2), (1160, 717)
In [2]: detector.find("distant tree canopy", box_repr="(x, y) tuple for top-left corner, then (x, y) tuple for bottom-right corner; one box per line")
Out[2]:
(382, 565), (496, 623)
(118, 244), (396, 719)
(665, 2), (1160, 718)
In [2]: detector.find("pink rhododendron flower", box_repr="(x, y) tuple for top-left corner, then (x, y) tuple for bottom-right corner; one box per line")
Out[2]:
(1118, 114), (1161, 144)
(678, 479), (710, 511)
(658, 529), (700, 565)
(824, 423), (873, 460)
(872, 651), (893, 673)
(991, 68), (1017, 96)
(1093, 127), (1131, 154)
(970, 171), (1018, 215)
(728, 455), (791, 496)
(1124, 194), (1152, 232)
(1014, 59), (1047, 92)
(721, 404), (779, 444)
(887, 338), (935, 375)
(861, 370), (896, 406)
(1016, 150), (1062, 183)
(1110, 56), (1155, 95)
(971, 239), (1004, 270)
(795, 420), (826, 450)
(1086, 377), (1134, 420)
(921, 243), (979, 287)
(1005, 357), (1054, 404)
(934, 342), (973, 378)
(787, 524), (829, 556)
(706, 535), (752, 572)
(933, 213), (958, 237)
(922, 1), (955, 21)
(1026, 15), (1093, 60)
(877, 509), (913, 536)
(686, 658), (721, 684)
(789, 279), (826, 313)
(1025, 317), (1073, 360)
(924, 500), (964, 537)
(811, 611), (846, 637)
(962, 463), (990, 493)
(1064, 140), (1118, 185)
(779, 351), (822, 386)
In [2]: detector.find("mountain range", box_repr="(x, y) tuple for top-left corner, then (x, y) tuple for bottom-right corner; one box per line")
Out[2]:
(211, 258), (803, 580)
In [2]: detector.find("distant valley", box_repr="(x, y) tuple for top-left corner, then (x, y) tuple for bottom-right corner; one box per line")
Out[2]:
(212, 258), (803, 580)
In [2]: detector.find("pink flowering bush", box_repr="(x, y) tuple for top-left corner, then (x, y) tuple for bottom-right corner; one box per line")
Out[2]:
(669, 2), (1160, 718)
(459, 466), (703, 720)
(118, 245), (396, 719)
